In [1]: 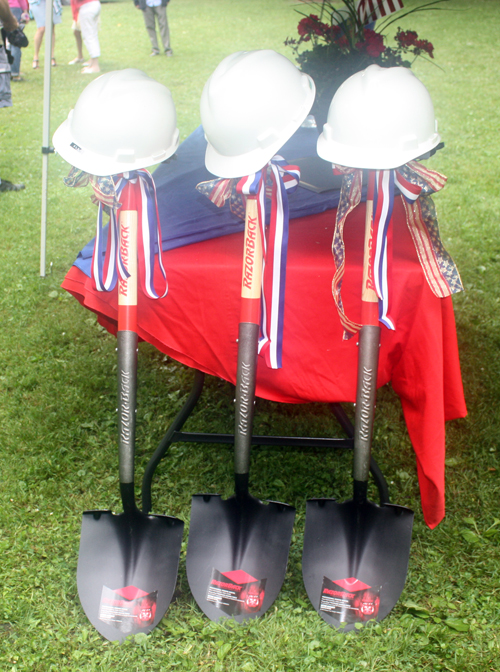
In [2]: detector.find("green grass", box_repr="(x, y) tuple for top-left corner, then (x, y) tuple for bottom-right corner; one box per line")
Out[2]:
(0, 0), (499, 670)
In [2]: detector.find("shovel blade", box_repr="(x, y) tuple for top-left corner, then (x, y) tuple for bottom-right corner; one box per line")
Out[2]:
(303, 498), (413, 631)
(77, 509), (184, 642)
(186, 493), (295, 622)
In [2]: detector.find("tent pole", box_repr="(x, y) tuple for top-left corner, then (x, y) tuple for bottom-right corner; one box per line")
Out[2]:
(40, 0), (54, 278)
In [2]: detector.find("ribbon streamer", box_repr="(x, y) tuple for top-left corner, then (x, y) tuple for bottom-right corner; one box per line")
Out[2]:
(198, 157), (299, 369)
(371, 169), (422, 329)
(261, 159), (299, 369)
(331, 161), (463, 339)
(65, 167), (167, 299)
(236, 157), (300, 370)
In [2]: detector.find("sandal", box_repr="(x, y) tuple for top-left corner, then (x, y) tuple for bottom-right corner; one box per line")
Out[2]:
(68, 57), (84, 65)
(32, 59), (39, 69)
(51, 58), (57, 67)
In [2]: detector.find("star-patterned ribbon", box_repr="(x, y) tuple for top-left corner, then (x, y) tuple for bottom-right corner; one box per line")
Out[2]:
(331, 161), (463, 339)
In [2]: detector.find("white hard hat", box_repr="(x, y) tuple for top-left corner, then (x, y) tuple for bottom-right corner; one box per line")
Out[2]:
(200, 50), (316, 177)
(317, 65), (441, 170)
(53, 69), (179, 176)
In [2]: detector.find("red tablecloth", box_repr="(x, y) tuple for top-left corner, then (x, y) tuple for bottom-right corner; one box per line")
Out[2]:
(63, 196), (466, 529)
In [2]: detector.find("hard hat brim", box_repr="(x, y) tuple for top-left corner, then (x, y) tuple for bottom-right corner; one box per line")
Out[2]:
(204, 136), (287, 179)
(317, 132), (441, 171)
(53, 118), (179, 177)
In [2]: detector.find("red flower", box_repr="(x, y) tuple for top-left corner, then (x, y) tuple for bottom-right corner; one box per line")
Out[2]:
(396, 29), (419, 49)
(416, 38), (434, 58)
(297, 14), (330, 41)
(325, 24), (342, 42)
(297, 17), (312, 41)
(356, 29), (386, 58)
(287, 13), (435, 67)
(396, 29), (434, 58)
(337, 35), (349, 51)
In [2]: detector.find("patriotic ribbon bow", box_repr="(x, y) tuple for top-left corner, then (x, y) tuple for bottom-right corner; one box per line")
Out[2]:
(195, 176), (246, 219)
(332, 161), (463, 339)
(64, 167), (167, 299)
(197, 156), (300, 369)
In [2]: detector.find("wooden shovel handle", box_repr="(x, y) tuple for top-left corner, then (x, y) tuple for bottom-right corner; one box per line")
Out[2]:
(117, 183), (139, 333)
(361, 171), (379, 326)
(239, 196), (262, 325)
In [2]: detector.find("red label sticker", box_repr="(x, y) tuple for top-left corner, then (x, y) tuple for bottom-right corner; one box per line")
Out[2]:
(320, 576), (380, 624)
(206, 568), (266, 616)
(99, 585), (157, 634)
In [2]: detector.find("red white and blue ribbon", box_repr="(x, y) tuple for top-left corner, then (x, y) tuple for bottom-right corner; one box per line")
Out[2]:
(371, 169), (422, 329)
(210, 156), (298, 369)
(91, 169), (168, 299)
(234, 157), (300, 369)
(332, 161), (463, 339)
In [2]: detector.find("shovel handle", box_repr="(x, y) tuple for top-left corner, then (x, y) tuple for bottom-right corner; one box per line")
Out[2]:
(239, 197), (262, 324)
(353, 172), (381, 499)
(360, 173), (379, 325)
(234, 197), (262, 497)
(117, 182), (139, 512)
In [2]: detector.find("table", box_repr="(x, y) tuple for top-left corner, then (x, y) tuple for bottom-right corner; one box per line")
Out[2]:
(63, 189), (466, 529)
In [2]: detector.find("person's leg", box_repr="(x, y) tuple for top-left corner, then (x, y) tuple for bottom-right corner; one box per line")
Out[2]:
(50, 3), (63, 65)
(79, 1), (101, 73)
(143, 5), (159, 54)
(9, 7), (22, 77)
(69, 18), (85, 63)
(0, 49), (21, 190)
(0, 43), (13, 107)
(31, 0), (47, 67)
(75, 30), (83, 59)
(70, 27), (84, 63)
(51, 27), (56, 64)
(155, 5), (172, 55)
(33, 27), (45, 65)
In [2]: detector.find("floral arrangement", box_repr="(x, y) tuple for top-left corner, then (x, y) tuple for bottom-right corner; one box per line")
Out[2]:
(285, 0), (444, 124)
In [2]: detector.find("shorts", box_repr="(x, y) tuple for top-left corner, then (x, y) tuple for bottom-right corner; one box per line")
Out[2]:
(30, 0), (63, 28)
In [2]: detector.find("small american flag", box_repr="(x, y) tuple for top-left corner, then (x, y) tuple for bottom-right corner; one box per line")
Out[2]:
(356, 0), (404, 24)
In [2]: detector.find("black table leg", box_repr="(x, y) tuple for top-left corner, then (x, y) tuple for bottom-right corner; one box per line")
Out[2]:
(141, 370), (391, 512)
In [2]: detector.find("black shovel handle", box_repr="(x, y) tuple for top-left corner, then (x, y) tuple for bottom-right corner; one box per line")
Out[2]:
(353, 172), (380, 503)
(234, 321), (259, 497)
(116, 184), (139, 513)
(353, 324), (380, 501)
(234, 197), (262, 498)
(117, 330), (138, 512)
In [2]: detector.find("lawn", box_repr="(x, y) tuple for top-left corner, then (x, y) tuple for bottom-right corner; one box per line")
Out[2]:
(0, 0), (499, 670)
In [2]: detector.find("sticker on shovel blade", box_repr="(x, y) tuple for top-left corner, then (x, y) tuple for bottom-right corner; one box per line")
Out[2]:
(206, 569), (266, 616)
(319, 577), (381, 624)
(98, 585), (157, 633)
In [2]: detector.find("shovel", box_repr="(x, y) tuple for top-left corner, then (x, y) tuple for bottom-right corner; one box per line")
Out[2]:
(302, 172), (414, 631)
(77, 179), (184, 642)
(186, 195), (295, 622)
